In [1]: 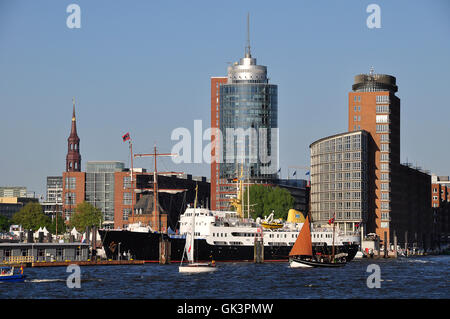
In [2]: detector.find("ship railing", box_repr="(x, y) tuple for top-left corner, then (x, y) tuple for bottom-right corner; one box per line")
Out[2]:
(4, 256), (35, 264)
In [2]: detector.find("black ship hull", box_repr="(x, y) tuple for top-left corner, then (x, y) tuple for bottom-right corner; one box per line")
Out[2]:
(99, 229), (359, 263)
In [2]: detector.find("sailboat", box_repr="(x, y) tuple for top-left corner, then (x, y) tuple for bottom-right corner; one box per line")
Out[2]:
(289, 215), (347, 268)
(179, 185), (217, 273)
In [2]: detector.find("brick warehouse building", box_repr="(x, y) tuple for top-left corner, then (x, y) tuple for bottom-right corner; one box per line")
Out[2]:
(310, 69), (445, 251)
(347, 70), (437, 249)
(431, 175), (450, 246)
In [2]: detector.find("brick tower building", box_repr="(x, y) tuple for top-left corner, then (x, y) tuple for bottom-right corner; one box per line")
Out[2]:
(66, 98), (81, 172)
(63, 98), (85, 221)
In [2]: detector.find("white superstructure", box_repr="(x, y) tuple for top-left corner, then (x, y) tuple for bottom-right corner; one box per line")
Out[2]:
(178, 208), (360, 247)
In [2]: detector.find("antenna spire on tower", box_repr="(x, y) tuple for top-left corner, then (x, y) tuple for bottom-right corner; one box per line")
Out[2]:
(72, 97), (76, 121)
(245, 12), (251, 58)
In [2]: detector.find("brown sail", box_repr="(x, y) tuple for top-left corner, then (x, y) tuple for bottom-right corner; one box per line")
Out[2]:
(289, 215), (313, 256)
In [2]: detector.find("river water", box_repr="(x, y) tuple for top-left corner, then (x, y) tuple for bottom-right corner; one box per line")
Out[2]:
(1, 255), (448, 299)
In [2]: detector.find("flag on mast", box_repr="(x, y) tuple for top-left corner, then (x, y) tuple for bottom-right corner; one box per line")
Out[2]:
(122, 132), (130, 142)
(328, 212), (336, 225)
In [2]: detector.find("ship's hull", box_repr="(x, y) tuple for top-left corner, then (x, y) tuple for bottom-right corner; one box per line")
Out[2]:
(99, 230), (359, 263)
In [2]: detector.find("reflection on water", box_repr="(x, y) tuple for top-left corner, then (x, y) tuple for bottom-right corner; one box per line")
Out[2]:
(0, 256), (448, 299)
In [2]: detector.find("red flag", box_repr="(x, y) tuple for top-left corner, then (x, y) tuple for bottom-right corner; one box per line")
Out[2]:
(328, 212), (335, 225)
(122, 132), (130, 142)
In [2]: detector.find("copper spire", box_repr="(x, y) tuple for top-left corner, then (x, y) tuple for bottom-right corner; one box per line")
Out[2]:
(66, 97), (81, 172)
(72, 97), (76, 121)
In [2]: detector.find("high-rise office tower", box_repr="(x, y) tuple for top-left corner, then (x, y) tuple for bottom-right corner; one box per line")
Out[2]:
(211, 16), (278, 210)
(348, 69), (400, 244)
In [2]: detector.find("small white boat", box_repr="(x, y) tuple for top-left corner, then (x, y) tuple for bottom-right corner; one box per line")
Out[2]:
(179, 262), (217, 273)
(179, 185), (217, 274)
(354, 251), (364, 259)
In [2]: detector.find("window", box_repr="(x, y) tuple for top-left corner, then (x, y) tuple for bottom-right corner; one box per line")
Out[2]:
(376, 124), (389, 133)
(123, 176), (131, 188)
(376, 115), (389, 123)
(123, 208), (131, 221)
(56, 248), (63, 260)
(380, 134), (389, 142)
(376, 105), (390, 113)
(65, 192), (76, 205)
(380, 153), (389, 162)
(376, 95), (389, 103)
(65, 177), (76, 190)
(380, 144), (389, 152)
(123, 192), (132, 205)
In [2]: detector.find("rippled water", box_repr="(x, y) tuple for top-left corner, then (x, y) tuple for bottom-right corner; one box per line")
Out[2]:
(1, 256), (448, 299)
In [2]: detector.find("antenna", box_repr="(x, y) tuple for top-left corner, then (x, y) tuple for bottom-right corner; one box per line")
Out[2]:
(72, 97), (76, 120)
(245, 13), (251, 58)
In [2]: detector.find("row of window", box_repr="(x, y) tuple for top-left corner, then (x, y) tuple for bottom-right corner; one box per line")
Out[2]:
(311, 152), (363, 164)
(312, 181), (366, 191)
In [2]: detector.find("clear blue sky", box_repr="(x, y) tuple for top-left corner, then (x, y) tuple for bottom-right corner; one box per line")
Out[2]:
(1, 0), (449, 198)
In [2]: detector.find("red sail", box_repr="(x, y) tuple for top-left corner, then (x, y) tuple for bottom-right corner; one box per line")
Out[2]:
(289, 215), (313, 256)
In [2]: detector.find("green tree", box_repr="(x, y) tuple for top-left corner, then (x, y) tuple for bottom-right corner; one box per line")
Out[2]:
(47, 212), (66, 235)
(243, 185), (294, 220)
(70, 201), (102, 231)
(11, 202), (50, 231)
(0, 215), (12, 232)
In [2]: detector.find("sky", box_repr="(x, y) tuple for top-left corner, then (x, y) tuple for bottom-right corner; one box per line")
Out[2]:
(0, 0), (449, 198)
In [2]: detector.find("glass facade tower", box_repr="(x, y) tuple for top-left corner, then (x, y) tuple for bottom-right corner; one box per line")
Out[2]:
(219, 53), (278, 182)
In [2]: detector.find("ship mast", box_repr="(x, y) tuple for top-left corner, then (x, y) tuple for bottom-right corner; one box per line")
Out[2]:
(134, 145), (177, 232)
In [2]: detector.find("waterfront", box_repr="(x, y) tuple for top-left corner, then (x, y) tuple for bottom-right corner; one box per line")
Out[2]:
(1, 255), (448, 299)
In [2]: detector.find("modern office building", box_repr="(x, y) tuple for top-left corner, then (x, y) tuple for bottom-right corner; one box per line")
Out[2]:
(85, 161), (125, 226)
(0, 187), (27, 198)
(42, 176), (63, 217)
(310, 130), (371, 234)
(211, 18), (278, 210)
(0, 197), (39, 219)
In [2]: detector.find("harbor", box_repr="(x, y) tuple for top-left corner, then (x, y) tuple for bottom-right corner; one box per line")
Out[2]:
(0, 255), (448, 299)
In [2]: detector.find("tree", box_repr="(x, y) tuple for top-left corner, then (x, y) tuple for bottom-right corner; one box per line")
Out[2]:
(70, 201), (102, 231)
(47, 212), (66, 235)
(243, 185), (294, 220)
(11, 202), (50, 231)
(0, 215), (12, 232)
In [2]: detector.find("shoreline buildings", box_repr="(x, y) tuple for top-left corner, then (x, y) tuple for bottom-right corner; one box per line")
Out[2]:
(60, 101), (210, 230)
(310, 70), (449, 250)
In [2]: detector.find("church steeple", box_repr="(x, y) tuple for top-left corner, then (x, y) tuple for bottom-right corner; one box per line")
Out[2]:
(66, 97), (81, 172)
